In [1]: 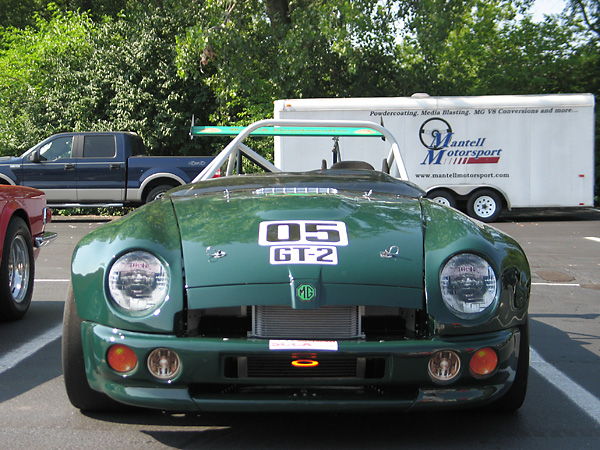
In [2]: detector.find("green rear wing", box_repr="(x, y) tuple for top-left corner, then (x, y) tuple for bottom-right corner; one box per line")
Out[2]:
(190, 125), (384, 138)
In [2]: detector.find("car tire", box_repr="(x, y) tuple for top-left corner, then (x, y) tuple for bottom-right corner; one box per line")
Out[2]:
(0, 217), (34, 321)
(145, 185), (175, 204)
(486, 320), (529, 412)
(62, 284), (125, 412)
(466, 189), (502, 222)
(426, 190), (457, 209)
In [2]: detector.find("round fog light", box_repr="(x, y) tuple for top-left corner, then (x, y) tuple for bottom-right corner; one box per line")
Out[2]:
(147, 348), (181, 380)
(107, 344), (138, 373)
(428, 350), (461, 383)
(470, 347), (498, 377)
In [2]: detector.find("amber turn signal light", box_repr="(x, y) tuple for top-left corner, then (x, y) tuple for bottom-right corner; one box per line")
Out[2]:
(469, 347), (498, 377)
(107, 344), (138, 373)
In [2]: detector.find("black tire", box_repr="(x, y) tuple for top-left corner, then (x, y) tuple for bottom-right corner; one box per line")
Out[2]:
(426, 190), (457, 209)
(0, 217), (34, 321)
(466, 189), (502, 222)
(145, 184), (175, 204)
(62, 284), (124, 411)
(486, 320), (529, 412)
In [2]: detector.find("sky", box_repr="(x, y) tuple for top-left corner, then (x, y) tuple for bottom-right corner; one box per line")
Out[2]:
(531, 0), (567, 21)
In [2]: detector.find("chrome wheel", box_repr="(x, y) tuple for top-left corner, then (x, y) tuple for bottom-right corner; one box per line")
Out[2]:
(9, 234), (31, 303)
(0, 217), (34, 320)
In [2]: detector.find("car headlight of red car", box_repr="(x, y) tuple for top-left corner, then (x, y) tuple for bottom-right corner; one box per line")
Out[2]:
(440, 253), (497, 319)
(108, 251), (169, 312)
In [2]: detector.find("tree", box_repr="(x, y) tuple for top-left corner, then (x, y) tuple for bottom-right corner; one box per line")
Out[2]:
(0, 2), (212, 156)
(569, 0), (600, 38)
(176, 0), (404, 124)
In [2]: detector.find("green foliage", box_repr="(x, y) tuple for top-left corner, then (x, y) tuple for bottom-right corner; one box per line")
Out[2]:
(176, 0), (402, 124)
(0, 2), (213, 157)
(0, 0), (597, 202)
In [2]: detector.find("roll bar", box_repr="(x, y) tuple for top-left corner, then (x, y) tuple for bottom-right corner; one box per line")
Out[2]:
(192, 119), (409, 182)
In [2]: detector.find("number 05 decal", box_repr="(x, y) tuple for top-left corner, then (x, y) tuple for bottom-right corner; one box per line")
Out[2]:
(258, 221), (348, 265)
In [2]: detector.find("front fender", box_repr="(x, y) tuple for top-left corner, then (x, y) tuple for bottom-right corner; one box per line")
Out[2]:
(421, 199), (530, 336)
(0, 186), (47, 256)
(71, 198), (184, 333)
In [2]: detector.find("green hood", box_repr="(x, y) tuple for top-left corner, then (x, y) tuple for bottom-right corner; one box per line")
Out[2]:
(172, 188), (425, 292)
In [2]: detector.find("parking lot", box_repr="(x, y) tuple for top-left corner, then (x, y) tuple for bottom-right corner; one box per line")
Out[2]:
(0, 209), (598, 449)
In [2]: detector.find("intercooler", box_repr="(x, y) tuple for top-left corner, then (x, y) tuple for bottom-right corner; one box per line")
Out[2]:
(251, 305), (363, 339)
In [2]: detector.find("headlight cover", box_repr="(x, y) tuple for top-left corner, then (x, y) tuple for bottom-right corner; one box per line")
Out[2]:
(440, 253), (497, 319)
(108, 251), (169, 312)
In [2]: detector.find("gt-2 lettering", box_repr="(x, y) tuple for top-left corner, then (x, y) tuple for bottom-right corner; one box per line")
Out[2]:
(271, 246), (337, 265)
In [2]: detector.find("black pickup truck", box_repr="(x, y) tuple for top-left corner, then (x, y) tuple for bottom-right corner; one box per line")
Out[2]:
(0, 132), (213, 207)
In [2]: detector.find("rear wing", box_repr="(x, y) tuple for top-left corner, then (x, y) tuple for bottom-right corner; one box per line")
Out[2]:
(190, 119), (409, 182)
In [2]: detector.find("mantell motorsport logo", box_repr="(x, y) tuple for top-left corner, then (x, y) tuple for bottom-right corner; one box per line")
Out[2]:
(419, 118), (502, 165)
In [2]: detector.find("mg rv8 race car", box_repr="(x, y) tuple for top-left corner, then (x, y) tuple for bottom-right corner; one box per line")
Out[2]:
(62, 120), (530, 412)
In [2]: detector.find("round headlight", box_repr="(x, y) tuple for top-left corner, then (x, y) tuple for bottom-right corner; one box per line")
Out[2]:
(108, 251), (169, 312)
(440, 253), (497, 318)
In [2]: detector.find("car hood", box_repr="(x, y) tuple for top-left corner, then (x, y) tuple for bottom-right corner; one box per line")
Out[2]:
(172, 189), (425, 291)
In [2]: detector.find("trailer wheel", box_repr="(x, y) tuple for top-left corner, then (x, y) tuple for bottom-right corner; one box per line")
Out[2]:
(467, 189), (502, 222)
(426, 190), (457, 209)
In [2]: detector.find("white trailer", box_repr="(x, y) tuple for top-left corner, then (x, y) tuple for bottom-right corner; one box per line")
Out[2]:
(273, 94), (595, 222)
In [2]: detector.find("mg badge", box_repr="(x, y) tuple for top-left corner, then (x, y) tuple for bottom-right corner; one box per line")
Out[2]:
(296, 284), (316, 302)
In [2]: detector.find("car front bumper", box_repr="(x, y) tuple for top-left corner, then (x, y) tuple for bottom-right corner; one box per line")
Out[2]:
(81, 322), (523, 412)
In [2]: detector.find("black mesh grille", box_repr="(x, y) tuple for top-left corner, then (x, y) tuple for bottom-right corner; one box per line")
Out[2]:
(228, 356), (385, 379)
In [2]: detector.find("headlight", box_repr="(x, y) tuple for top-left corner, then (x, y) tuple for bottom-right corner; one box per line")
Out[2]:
(108, 251), (169, 312)
(440, 253), (497, 318)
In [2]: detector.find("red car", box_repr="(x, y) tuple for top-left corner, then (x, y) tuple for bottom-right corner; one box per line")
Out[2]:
(0, 185), (56, 321)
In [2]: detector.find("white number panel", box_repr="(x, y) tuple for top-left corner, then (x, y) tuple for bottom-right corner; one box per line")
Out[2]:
(258, 221), (348, 265)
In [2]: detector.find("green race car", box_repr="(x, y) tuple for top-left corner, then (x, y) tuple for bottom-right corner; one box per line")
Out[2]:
(62, 120), (530, 413)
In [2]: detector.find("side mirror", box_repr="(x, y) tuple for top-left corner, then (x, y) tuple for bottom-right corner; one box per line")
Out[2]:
(29, 150), (41, 163)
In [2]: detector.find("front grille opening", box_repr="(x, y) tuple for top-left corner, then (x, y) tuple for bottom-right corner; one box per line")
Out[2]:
(224, 356), (385, 379)
(186, 305), (425, 340)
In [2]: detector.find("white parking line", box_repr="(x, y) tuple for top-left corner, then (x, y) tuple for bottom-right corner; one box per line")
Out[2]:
(531, 347), (600, 426)
(584, 237), (600, 243)
(34, 279), (70, 282)
(0, 323), (63, 374)
(2, 326), (599, 426)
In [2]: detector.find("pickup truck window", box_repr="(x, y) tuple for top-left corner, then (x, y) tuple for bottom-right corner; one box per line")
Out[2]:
(130, 135), (146, 156)
(83, 135), (116, 158)
(39, 136), (73, 161)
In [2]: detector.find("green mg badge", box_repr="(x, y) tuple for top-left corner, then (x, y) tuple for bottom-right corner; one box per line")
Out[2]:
(296, 284), (316, 302)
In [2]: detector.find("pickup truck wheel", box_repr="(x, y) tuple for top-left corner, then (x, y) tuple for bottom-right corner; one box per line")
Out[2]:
(0, 217), (34, 321)
(145, 185), (174, 204)
(466, 189), (502, 222)
(62, 284), (126, 411)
